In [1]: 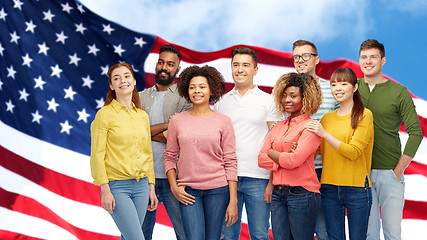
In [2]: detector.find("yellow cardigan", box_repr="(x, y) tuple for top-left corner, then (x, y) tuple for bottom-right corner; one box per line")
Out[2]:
(320, 108), (374, 187)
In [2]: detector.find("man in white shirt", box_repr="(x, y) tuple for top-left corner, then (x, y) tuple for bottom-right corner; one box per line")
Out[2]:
(215, 47), (281, 240)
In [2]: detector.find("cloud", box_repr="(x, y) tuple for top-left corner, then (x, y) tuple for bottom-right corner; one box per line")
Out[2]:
(380, 0), (427, 15)
(79, 0), (371, 52)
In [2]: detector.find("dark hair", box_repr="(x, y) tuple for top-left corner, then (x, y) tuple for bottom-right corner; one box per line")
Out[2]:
(359, 39), (385, 58)
(231, 47), (258, 67)
(177, 65), (225, 104)
(330, 68), (365, 129)
(293, 40), (318, 55)
(160, 44), (182, 62)
(273, 72), (322, 115)
(104, 63), (141, 109)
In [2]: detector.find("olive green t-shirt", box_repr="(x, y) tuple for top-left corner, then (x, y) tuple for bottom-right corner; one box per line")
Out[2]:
(358, 78), (422, 169)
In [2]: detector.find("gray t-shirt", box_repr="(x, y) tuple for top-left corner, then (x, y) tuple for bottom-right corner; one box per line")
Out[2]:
(149, 91), (167, 178)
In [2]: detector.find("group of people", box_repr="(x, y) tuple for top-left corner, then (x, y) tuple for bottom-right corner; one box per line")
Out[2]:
(90, 39), (422, 240)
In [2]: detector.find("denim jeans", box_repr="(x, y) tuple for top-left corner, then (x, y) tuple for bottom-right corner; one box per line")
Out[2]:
(367, 169), (405, 240)
(179, 185), (229, 240)
(270, 185), (318, 240)
(221, 177), (270, 240)
(314, 168), (328, 240)
(107, 178), (149, 240)
(142, 179), (185, 240)
(321, 179), (372, 240)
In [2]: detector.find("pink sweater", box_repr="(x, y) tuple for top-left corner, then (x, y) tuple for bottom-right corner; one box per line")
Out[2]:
(164, 111), (237, 190)
(258, 114), (321, 193)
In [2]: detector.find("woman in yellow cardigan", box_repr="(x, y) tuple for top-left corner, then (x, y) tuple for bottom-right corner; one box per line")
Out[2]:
(305, 68), (374, 240)
(90, 63), (158, 240)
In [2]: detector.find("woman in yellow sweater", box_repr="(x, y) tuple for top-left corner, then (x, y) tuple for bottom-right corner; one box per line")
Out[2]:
(305, 68), (374, 240)
(90, 63), (158, 240)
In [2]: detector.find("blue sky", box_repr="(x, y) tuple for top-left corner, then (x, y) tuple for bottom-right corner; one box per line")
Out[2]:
(79, 0), (427, 99)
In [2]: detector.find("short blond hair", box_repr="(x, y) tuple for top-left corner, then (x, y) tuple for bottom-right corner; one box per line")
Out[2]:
(273, 72), (322, 115)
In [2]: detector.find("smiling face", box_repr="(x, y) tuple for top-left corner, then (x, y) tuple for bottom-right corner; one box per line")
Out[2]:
(331, 81), (357, 104)
(359, 48), (386, 78)
(293, 44), (319, 77)
(109, 66), (136, 97)
(188, 76), (211, 106)
(281, 86), (303, 118)
(155, 51), (181, 86)
(231, 54), (258, 90)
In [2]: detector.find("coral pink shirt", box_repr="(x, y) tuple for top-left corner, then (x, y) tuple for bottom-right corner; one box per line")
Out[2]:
(258, 114), (321, 193)
(164, 111), (237, 190)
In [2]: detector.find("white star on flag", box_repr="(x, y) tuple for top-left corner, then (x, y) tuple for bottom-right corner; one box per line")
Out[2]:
(69, 53), (81, 66)
(7, 65), (17, 79)
(34, 76), (46, 90)
(60, 120), (73, 134)
(102, 24), (115, 35)
(25, 20), (37, 33)
(10, 31), (20, 44)
(43, 9), (55, 22)
(56, 31), (68, 44)
(61, 2), (73, 14)
(19, 88), (30, 101)
(5, 99), (15, 113)
(47, 98), (59, 112)
(134, 37), (147, 48)
(31, 110), (43, 124)
(50, 64), (63, 78)
(22, 53), (33, 67)
(38, 42), (49, 55)
(77, 108), (90, 123)
(64, 86), (77, 100)
(75, 23), (87, 34)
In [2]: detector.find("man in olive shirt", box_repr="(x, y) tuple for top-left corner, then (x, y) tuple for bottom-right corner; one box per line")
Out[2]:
(358, 39), (422, 240)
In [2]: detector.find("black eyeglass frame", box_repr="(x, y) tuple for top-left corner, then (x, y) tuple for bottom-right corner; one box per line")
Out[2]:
(292, 53), (318, 63)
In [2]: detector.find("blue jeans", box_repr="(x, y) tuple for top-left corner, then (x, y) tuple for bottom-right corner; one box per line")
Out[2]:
(367, 169), (405, 240)
(142, 179), (185, 240)
(321, 179), (372, 240)
(180, 185), (229, 240)
(270, 185), (318, 240)
(221, 177), (270, 240)
(107, 178), (149, 240)
(314, 168), (328, 240)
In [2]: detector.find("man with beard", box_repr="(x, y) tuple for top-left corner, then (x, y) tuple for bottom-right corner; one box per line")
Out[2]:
(139, 44), (191, 240)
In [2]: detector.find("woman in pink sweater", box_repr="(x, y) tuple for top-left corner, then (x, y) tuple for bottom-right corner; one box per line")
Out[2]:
(163, 65), (238, 240)
(258, 72), (322, 240)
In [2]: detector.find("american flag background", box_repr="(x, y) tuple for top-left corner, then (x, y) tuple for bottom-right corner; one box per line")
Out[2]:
(0, 0), (426, 239)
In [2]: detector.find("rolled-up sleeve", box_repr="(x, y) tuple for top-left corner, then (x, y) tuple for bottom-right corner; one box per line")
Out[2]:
(90, 110), (109, 186)
(258, 130), (280, 172)
(278, 130), (321, 169)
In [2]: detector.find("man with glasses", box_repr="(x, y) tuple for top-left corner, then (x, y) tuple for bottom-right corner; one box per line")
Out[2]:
(292, 39), (339, 240)
(358, 39), (422, 240)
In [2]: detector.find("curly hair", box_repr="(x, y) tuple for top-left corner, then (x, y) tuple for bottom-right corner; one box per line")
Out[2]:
(177, 65), (225, 104)
(104, 62), (141, 109)
(273, 72), (322, 116)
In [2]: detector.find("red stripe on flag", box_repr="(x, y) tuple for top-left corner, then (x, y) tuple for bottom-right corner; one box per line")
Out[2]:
(403, 199), (427, 220)
(0, 230), (45, 240)
(0, 146), (100, 206)
(0, 187), (118, 240)
(406, 161), (427, 177)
